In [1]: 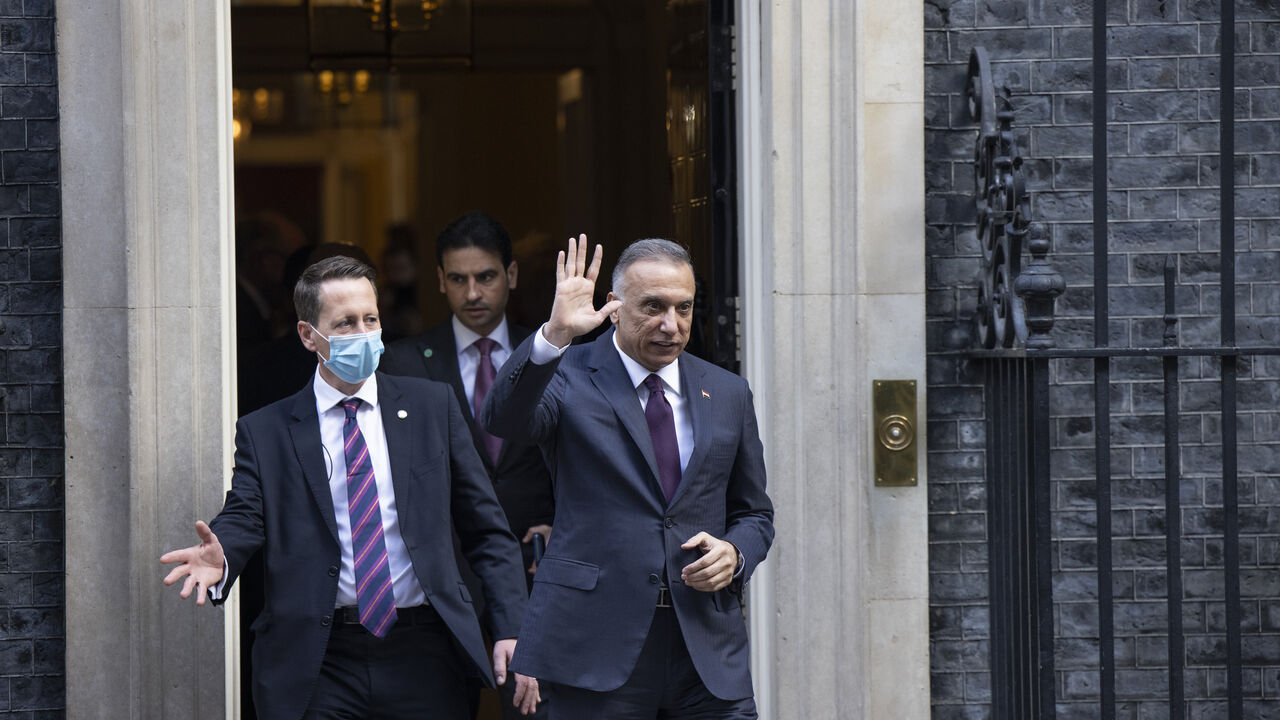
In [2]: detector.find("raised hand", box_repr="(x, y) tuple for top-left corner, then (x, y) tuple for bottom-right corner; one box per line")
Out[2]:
(160, 520), (226, 606)
(542, 234), (623, 348)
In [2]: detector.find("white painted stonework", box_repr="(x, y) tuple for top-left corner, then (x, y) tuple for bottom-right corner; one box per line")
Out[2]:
(60, 2), (237, 717)
(740, 0), (929, 717)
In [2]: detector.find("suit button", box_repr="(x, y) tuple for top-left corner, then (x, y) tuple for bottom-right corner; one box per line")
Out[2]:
(664, 517), (675, 528)
(321, 615), (332, 627)
(648, 573), (660, 585)
(328, 566), (338, 577)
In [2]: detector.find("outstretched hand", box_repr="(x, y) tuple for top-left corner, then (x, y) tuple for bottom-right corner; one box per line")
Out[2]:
(160, 520), (226, 606)
(541, 234), (622, 349)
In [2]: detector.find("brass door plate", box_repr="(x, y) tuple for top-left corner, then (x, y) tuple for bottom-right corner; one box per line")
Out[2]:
(874, 380), (918, 487)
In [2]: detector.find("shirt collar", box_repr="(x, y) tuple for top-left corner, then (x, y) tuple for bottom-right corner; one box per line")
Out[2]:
(312, 366), (380, 412)
(612, 330), (681, 397)
(452, 314), (510, 355)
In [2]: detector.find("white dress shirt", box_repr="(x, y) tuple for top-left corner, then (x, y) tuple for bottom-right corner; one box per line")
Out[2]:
(453, 314), (512, 415)
(212, 370), (428, 607)
(312, 370), (427, 608)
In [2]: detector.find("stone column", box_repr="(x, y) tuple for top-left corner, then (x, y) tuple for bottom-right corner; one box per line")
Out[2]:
(743, 0), (929, 716)
(60, 2), (236, 718)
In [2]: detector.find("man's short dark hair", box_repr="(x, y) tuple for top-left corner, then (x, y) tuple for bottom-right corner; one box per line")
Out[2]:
(435, 211), (513, 268)
(293, 255), (378, 325)
(611, 238), (693, 299)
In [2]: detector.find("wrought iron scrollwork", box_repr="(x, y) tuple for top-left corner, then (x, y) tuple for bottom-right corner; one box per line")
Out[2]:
(967, 47), (1063, 350)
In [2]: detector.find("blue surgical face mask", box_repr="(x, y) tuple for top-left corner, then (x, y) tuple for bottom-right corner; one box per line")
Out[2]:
(311, 324), (384, 384)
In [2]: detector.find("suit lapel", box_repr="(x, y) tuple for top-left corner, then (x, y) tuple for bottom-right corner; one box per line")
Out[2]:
(288, 385), (340, 544)
(587, 332), (664, 498)
(420, 323), (470, 414)
(377, 374), (415, 538)
(671, 357), (710, 507)
(420, 322), (494, 470)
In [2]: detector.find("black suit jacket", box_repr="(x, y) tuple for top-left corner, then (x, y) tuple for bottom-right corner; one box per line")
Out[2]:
(381, 320), (555, 537)
(210, 372), (528, 720)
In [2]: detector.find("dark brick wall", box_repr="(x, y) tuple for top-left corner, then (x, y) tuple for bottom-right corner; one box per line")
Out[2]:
(0, 1), (61, 718)
(926, 2), (1280, 719)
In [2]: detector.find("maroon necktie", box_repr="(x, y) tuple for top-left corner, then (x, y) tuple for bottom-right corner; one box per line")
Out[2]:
(643, 374), (681, 503)
(472, 338), (502, 465)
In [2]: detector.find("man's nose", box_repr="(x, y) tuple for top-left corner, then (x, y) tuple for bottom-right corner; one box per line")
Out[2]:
(465, 280), (482, 300)
(658, 307), (678, 333)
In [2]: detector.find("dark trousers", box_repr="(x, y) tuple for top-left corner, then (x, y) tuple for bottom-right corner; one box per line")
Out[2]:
(303, 606), (470, 720)
(547, 607), (757, 720)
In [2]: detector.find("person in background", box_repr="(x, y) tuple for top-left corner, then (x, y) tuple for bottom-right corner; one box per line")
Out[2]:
(381, 211), (555, 720)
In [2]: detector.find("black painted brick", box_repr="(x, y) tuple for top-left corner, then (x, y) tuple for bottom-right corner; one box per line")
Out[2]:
(927, 6), (1280, 719)
(0, 4), (60, 713)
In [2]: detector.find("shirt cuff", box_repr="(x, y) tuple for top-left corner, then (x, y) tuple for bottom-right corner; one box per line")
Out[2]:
(208, 557), (230, 602)
(530, 323), (570, 365)
(732, 545), (745, 580)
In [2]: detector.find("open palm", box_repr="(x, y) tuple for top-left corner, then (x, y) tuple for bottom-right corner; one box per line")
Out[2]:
(543, 234), (622, 348)
(160, 520), (226, 606)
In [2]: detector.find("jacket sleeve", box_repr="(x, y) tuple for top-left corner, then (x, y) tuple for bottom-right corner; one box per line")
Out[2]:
(479, 333), (563, 446)
(207, 417), (267, 603)
(445, 388), (528, 639)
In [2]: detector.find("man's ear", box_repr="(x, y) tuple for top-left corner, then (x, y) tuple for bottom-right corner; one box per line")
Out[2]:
(437, 266), (447, 295)
(606, 292), (621, 324)
(506, 260), (518, 290)
(298, 321), (320, 354)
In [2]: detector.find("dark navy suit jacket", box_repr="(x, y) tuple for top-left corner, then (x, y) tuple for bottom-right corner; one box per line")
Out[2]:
(480, 329), (774, 700)
(210, 372), (528, 720)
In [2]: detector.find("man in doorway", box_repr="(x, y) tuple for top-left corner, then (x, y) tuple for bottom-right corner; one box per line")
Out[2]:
(161, 256), (540, 719)
(481, 236), (774, 719)
(381, 211), (555, 719)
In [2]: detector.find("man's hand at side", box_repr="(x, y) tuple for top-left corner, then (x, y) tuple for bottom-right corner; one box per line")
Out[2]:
(493, 638), (541, 715)
(541, 234), (622, 349)
(160, 520), (226, 606)
(522, 524), (552, 574)
(679, 532), (739, 592)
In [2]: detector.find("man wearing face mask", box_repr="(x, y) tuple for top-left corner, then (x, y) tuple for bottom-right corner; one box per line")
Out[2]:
(160, 256), (540, 719)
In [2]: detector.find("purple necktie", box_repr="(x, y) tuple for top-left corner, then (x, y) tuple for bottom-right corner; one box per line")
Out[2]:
(472, 338), (502, 465)
(341, 398), (397, 638)
(643, 374), (681, 503)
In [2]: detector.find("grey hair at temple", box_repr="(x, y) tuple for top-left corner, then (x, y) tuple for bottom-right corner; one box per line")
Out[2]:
(610, 238), (693, 299)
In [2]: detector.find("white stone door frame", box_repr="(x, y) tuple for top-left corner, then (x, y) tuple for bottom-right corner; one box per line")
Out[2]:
(738, 0), (929, 718)
(60, 1), (238, 717)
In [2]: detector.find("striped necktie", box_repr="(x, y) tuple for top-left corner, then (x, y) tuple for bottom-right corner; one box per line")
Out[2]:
(341, 398), (397, 637)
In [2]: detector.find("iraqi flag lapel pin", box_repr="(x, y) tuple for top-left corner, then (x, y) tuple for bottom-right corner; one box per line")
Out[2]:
(701, 389), (711, 400)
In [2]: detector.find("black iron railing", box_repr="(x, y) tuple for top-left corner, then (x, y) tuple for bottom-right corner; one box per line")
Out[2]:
(963, 4), (1280, 713)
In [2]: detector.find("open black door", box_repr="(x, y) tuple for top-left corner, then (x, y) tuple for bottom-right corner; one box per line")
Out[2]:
(666, 0), (740, 373)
